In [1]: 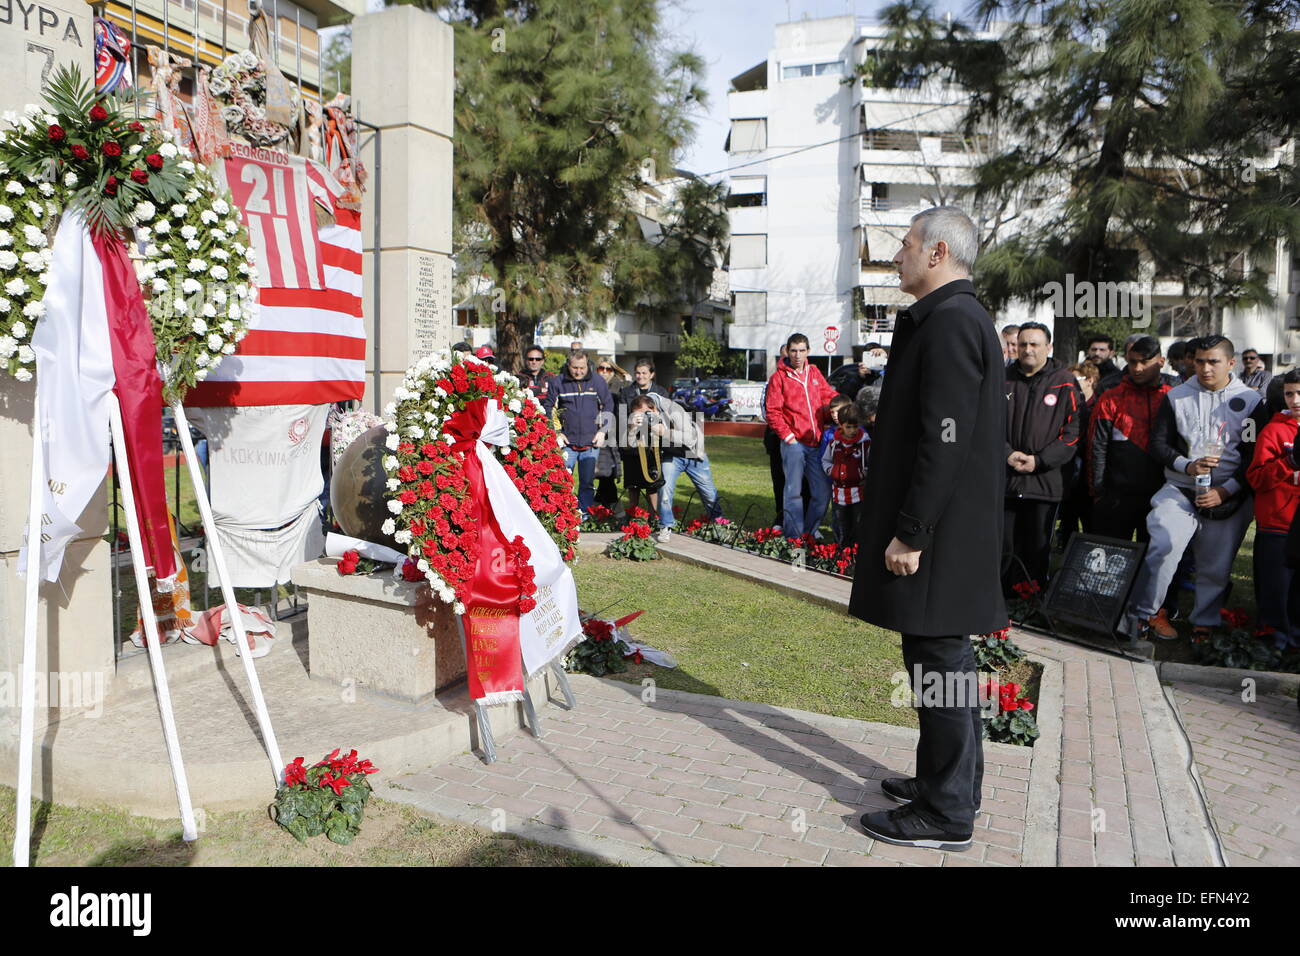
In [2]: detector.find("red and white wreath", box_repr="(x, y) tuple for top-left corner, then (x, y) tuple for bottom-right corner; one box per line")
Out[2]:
(380, 351), (580, 614)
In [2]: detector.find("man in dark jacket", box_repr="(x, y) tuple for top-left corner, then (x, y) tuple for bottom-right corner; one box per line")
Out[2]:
(1087, 335), (1173, 541)
(543, 350), (613, 517)
(518, 345), (557, 403)
(1086, 334), (1120, 379)
(1002, 322), (1081, 594)
(618, 358), (671, 408)
(851, 206), (1007, 854)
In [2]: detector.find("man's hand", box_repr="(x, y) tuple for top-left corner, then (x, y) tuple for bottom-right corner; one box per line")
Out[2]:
(884, 536), (922, 576)
(1186, 456), (1220, 476)
(556, 432), (568, 448)
(784, 435), (797, 445)
(1196, 486), (1227, 509)
(1007, 451), (1035, 473)
(593, 432), (605, 448)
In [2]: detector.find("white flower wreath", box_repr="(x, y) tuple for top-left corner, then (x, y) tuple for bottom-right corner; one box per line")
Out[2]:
(0, 115), (257, 403)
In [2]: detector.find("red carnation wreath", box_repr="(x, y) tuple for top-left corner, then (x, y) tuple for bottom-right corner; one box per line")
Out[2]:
(380, 351), (580, 613)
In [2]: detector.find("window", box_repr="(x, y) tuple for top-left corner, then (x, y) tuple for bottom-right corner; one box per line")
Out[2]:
(732, 291), (767, 326)
(860, 51), (923, 89)
(727, 175), (767, 207)
(782, 60), (843, 79)
(730, 118), (767, 153)
(730, 235), (767, 269)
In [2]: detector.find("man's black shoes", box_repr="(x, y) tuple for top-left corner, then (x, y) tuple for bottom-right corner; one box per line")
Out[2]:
(877, 777), (983, 817)
(859, 806), (973, 852)
(880, 777), (920, 804)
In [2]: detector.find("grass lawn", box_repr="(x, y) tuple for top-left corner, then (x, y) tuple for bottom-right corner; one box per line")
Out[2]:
(0, 787), (606, 867)
(572, 553), (915, 728)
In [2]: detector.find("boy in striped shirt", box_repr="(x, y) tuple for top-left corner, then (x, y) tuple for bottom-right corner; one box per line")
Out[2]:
(822, 404), (871, 546)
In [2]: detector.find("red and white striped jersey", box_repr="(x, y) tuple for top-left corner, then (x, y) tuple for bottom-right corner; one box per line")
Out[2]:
(187, 149), (366, 408)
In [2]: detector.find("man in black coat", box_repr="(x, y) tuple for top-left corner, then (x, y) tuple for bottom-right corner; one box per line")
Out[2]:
(850, 206), (1007, 853)
(1003, 322), (1082, 594)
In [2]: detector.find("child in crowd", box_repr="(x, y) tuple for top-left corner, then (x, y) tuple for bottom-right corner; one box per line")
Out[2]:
(822, 404), (870, 546)
(818, 394), (853, 461)
(1247, 368), (1300, 650)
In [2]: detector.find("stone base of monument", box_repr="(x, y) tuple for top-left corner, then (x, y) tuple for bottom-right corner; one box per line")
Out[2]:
(0, 571), (560, 818)
(291, 558), (468, 702)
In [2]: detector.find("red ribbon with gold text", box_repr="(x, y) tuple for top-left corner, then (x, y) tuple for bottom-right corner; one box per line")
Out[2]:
(444, 399), (525, 703)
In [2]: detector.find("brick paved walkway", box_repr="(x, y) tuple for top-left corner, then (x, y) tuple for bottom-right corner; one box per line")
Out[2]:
(1168, 682), (1300, 866)
(383, 675), (1035, 866)
(378, 534), (1275, 866)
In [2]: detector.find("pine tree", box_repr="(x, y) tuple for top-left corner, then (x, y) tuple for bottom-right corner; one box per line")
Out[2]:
(865, 0), (1300, 354)
(442, 0), (709, 372)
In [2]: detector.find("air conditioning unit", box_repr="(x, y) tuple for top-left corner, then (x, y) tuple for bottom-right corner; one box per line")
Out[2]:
(1278, 352), (1295, 367)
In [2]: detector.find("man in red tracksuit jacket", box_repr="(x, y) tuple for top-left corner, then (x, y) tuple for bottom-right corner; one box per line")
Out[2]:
(1087, 334), (1173, 541)
(765, 332), (840, 540)
(1003, 322), (1082, 595)
(1247, 368), (1300, 650)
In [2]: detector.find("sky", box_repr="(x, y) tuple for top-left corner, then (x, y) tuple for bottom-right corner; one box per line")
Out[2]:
(661, 0), (969, 178)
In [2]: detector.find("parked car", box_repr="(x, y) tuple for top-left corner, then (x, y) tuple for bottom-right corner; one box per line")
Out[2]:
(161, 409), (204, 452)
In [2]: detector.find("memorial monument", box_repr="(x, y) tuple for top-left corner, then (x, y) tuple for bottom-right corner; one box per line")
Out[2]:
(353, 4), (455, 410)
(0, 0), (111, 754)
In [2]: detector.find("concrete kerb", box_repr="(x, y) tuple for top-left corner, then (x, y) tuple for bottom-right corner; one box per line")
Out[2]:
(1132, 664), (1223, 866)
(1019, 647), (1064, 867)
(1156, 660), (1300, 698)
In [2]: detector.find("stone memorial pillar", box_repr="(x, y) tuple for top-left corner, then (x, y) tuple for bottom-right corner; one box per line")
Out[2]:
(352, 5), (455, 410)
(0, 1), (112, 756)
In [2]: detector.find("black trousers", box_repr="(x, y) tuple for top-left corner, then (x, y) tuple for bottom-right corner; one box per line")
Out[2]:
(595, 475), (620, 508)
(1091, 493), (1152, 543)
(901, 634), (984, 831)
(1055, 459), (1092, 544)
(1002, 497), (1059, 593)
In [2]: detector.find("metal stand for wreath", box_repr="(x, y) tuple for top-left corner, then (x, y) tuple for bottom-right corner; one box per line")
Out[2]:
(14, 393), (198, 866)
(455, 617), (577, 765)
(172, 401), (285, 781)
(12, 392), (287, 867)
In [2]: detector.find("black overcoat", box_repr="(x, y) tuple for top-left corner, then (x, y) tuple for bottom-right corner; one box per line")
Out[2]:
(849, 279), (1008, 637)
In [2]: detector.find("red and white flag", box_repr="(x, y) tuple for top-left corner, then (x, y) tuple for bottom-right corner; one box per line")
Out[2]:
(23, 210), (176, 585)
(188, 147), (366, 407)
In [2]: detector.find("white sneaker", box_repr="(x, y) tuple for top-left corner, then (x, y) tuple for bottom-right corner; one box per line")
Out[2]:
(656, 528), (672, 544)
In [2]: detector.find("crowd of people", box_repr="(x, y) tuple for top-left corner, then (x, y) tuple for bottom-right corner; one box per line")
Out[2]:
(508, 317), (1297, 651)
(998, 326), (1299, 650)
(525, 345), (723, 543)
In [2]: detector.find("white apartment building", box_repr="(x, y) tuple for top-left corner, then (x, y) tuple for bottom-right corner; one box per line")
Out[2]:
(726, 14), (1299, 375)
